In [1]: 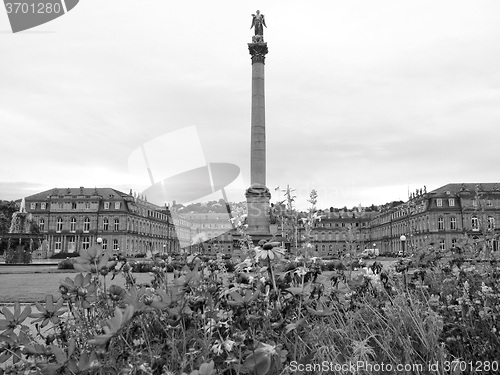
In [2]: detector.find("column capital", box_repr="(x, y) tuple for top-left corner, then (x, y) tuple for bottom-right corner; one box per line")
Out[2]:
(248, 42), (268, 64)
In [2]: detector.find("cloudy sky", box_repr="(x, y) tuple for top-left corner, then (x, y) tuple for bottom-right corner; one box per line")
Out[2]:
(1, 0), (499, 210)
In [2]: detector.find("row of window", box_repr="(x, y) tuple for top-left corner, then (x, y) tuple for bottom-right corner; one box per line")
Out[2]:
(314, 221), (367, 228)
(42, 217), (121, 233)
(436, 198), (455, 207)
(30, 201), (122, 210)
(38, 216), (173, 237)
(54, 236), (120, 251)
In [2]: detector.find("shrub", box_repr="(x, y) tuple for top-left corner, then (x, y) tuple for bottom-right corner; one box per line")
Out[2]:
(57, 257), (77, 270)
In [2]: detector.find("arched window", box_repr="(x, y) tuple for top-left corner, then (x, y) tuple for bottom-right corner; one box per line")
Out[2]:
(488, 216), (495, 229)
(438, 217), (444, 230)
(39, 218), (45, 231)
(83, 217), (90, 232)
(70, 217), (76, 232)
(56, 217), (63, 232)
(471, 216), (479, 230)
(450, 217), (457, 230)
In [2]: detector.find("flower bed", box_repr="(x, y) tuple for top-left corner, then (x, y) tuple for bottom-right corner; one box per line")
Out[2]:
(1, 241), (500, 374)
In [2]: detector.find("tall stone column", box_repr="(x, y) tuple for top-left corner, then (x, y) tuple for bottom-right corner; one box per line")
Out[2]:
(245, 34), (271, 237)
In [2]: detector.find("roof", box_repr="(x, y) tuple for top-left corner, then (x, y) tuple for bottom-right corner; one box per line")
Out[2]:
(23, 187), (131, 200)
(430, 183), (500, 196)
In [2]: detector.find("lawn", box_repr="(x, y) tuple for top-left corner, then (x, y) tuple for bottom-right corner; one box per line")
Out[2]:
(0, 266), (154, 303)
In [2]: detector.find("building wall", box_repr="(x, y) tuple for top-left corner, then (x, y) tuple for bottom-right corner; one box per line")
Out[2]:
(369, 184), (500, 255)
(24, 188), (177, 258)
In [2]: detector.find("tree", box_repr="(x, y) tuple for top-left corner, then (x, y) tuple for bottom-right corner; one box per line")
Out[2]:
(0, 200), (17, 233)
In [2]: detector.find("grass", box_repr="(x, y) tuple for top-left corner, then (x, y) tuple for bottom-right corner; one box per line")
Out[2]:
(0, 266), (153, 303)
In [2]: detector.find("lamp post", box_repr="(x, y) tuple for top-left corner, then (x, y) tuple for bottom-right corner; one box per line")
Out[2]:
(97, 237), (103, 245)
(163, 244), (166, 256)
(400, 235), (406, 257)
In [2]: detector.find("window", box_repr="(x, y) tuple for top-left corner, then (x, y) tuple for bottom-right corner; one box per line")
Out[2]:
(102, 239), (108, 250)
(473, 200), (478, 207)
(321, 244), (326, 253)
(72, 202), (77, 209)
(82, 237), (90, 249)
(439, 240), (445, 251)
(58, 202), (63, 209)
(113, 239), (119, 251)
(83, 217), (90, 232)
(471, 216), (479, 230)
(448, 198), (455, 207)
(487, 199), (493, 207)
(84, 202), (90, 209)
(438, 217), (444, 230)
(30, 203), (36, 209)
(70, 217), (76, 232)
(114, 202), (121, 210)
(103, 218), (109, 231)
(488, 216), (495, 229)
(68, 236), (76, 252)
(56, 217), (63, 232)
(451, 238), (457, 248)
(104, 202), (110, 210)
(436, 199), (443, 207)
(54, 237), (62, 253)
(450, 217), (457, 230)
(114, 218), (120, 231)
(41, 202), (46, 210)
(39, 218), (45, 231)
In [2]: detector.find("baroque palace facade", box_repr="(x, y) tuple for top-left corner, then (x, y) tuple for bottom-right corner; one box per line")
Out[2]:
(369, 183), (500, 255)
(23, 187), (184, 258)
(16, 183), (500, 258)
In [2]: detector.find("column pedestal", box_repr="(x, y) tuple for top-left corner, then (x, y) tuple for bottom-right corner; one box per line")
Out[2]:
(245, 184), (271, 243)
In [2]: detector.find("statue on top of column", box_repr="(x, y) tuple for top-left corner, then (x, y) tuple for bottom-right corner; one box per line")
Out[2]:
(251, 10), (266, 40)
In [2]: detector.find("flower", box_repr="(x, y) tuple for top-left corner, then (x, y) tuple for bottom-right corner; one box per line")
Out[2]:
(60, 273), (98, 309)
(74, 244), (117, 274)
(108, 285), (126, 302)
(0, 303), (32, 335)
(30, 295), (66, 328)
(255, 242), (286, 261)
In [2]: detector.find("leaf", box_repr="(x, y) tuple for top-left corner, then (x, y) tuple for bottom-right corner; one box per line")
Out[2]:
(285, 318), (307, 333)
(197, 361), (216, 375)
(241, 350), (271, 375)
(51, 344), (67, 364)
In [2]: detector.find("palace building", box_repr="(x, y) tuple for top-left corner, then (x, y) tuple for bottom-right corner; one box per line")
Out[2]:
(15, 183), (500, 258)
(23, 187), (180, 258)
(369, 183), (500, 255)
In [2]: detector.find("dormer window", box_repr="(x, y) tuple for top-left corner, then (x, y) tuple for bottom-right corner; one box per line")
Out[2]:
(448, 198), (455, 207)
(436, 199), (443, 207)
(114, 202), (121, 209)
(104, 202), (110, 210)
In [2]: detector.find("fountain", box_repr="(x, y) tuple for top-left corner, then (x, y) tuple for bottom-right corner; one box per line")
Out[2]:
(1, 198), (43, 264)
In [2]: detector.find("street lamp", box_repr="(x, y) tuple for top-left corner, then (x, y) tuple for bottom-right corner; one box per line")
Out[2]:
(97, 237), (103, 245)
(163, 244), (166, 256)
(400, 235), (406, 257)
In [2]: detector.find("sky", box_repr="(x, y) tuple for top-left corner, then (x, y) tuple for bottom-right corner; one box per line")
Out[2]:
(1, 0), (500, 211)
